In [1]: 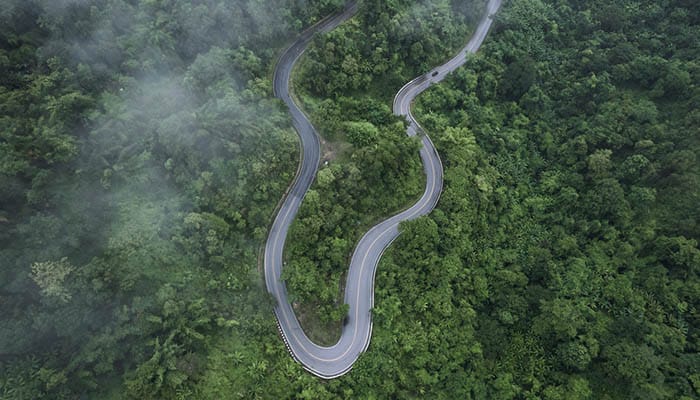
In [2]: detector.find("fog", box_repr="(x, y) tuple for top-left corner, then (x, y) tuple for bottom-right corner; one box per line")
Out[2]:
(0, 0), (305, 363)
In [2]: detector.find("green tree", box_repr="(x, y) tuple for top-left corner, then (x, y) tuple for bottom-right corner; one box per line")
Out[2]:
(30, 258), (75, 303)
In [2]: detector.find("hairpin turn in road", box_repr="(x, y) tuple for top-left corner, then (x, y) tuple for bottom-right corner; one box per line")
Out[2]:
(264, 0), (502, 379)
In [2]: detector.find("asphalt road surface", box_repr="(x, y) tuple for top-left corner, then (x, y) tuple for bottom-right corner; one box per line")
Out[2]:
(264, 0), (502, 379)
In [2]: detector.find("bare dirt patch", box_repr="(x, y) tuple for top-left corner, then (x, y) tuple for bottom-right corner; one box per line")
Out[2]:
(319, 135), (351, 165)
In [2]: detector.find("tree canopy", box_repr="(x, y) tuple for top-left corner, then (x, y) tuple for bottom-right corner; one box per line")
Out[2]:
(1, 0), (699, 398)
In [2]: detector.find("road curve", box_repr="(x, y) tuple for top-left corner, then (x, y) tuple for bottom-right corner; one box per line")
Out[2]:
(264, 0), (501, 379)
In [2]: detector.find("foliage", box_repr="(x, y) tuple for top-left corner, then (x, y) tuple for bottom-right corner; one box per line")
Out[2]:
(30, 258), (75, 303)
(284, 0), (487, 344)
(0, 0), (340, 397)
(1, 0), (699, 398)
(403, 0), (700, 397)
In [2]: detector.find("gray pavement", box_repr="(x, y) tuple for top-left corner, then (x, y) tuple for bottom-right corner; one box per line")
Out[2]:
(264, 0), (502, 379)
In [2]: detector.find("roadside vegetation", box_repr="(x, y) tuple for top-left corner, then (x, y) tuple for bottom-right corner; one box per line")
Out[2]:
(369, 0), (700, 397)
(0, 0), (698, 398)
(0, 0), (343, 398)
(285, 0), (487, 345)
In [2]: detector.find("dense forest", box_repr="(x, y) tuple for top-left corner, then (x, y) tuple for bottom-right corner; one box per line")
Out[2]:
(289, 0), (700, 397)
(409, 0), (700, 397)
(285, 0), (486, 344)
(0, 0), (345, 398)
(1, 0), (699, 399)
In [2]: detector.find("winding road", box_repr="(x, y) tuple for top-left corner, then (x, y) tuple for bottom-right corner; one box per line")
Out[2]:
(264, 0), (502, 379)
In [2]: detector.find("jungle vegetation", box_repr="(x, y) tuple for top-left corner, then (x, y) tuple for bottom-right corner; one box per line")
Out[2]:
(1, 0), (698, 399)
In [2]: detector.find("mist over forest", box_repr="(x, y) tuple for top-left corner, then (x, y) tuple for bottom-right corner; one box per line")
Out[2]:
(1, 0), (699, 398)
(1, 0), (342, 397)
